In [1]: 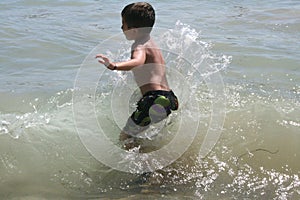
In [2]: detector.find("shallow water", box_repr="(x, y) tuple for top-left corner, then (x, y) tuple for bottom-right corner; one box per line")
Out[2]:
(0, 0), (300, 199)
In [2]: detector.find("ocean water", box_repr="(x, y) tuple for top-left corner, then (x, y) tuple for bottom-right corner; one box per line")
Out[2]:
(0, 0), (300, 199)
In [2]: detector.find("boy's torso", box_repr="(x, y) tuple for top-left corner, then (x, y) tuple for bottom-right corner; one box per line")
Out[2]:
(132, 38), (170, 95)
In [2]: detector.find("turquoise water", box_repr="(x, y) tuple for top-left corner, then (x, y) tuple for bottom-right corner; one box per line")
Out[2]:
(0, 0), (300, 199)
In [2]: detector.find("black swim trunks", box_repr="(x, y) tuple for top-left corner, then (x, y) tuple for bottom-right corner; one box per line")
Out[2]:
(123, 90), (179, 135)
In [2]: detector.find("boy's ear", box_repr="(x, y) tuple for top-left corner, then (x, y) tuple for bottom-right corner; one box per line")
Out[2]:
(131, 28), (140, 37)
(132, 28), (139, 33)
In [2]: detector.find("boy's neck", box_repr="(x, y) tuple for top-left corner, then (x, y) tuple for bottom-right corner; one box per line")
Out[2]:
(134, 34), (151, 44)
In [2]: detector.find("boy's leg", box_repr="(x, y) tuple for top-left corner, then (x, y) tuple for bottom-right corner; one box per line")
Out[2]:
(120, 94), (153, 147)
(119, 131), (137, 150)
(119, 91), (179, 150)
(120, 108), (151, 150)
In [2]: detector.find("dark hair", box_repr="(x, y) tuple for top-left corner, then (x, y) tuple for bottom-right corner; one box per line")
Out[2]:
(121, 2), (155, 33)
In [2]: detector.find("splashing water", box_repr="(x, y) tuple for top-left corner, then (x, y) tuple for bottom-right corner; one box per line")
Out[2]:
(1, 21), (299, 199)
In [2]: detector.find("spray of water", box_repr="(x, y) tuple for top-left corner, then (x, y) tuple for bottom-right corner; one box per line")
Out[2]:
(1, 22), (299, 199)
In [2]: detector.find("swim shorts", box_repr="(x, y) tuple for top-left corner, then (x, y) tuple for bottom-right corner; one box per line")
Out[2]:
(123, 90), (179, 136)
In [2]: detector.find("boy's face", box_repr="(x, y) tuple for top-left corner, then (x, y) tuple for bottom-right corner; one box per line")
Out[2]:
(121, 17), (136, 40)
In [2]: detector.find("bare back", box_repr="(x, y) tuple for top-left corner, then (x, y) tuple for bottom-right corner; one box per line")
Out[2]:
(132, 38), (170, 95)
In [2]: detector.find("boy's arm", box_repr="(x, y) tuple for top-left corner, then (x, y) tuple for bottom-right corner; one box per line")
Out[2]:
(96, 45), (146, 71)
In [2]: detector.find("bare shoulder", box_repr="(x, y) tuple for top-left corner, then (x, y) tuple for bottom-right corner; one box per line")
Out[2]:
(131, 42), (145, 52)
(144, 38), (158, 49)
(144, 38), (164, 64)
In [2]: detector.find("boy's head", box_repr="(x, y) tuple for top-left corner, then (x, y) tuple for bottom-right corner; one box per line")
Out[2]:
(121, 2), (155, 34)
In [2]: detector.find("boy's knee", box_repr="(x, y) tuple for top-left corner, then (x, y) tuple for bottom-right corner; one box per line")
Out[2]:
(119, 131), (139, 150)
(119, 131), (131, 141)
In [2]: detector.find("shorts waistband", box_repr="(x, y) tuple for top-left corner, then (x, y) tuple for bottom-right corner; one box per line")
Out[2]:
(143, 90), (175, 97)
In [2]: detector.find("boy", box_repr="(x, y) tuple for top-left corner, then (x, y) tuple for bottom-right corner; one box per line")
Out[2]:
(95, 2), (178, 150)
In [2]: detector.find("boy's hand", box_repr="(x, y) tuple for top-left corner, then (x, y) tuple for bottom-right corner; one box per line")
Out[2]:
(95, 54), (116, 70)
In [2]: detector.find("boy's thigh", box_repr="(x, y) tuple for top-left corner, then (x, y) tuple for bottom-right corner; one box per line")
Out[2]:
(122, 92), (174, 136)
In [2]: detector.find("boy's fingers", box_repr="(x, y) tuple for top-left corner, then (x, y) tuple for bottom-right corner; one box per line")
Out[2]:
(95, 54), (105, 58)
(95, 54), (109, 63)
(98, 60), (104, 64)
(97, 59), (110, 67)
(95, 54), (110, 67)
